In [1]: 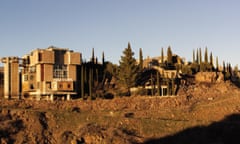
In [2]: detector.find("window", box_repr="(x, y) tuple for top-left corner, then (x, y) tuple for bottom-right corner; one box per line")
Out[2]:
(67, 84), (71, 89)
(53, 65), (68, 79)
(24, 75), (28, 81)
(30, 75), (34, 80)
(29, 66), (36, 73)
(59, 84), (63, 88)
(30, 84), (34, 89)
(38, 53), (42, 62)
(46, 82), (51, 90)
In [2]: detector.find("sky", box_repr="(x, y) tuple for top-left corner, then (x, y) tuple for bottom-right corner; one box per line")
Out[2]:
(0, 0), (240, 66)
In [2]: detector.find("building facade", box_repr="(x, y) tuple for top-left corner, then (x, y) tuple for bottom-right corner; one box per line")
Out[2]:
(1, 46), (82, 100)
(21, 47), (82, 100)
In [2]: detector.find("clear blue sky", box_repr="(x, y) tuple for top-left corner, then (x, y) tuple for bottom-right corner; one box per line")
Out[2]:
(0, 0), (240, 66)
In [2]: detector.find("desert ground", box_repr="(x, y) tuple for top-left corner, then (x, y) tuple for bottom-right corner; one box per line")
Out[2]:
(1, 81), (240, 144)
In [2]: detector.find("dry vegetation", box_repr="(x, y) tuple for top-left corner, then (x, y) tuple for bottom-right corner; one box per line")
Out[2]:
(1, 79), (240, 144)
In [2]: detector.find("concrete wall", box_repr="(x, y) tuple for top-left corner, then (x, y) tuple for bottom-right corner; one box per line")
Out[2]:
(0, 67), (3, 98)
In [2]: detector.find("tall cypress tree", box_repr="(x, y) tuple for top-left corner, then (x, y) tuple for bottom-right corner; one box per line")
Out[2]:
(196, 49), (199, 64)
(210, 52), (213, 66)
(223, 61), (226, 72)
(167, 46), (173, 64)
(199, 48), (202, 64)
(102, 51), (105, 65)
(193, 49), (195, 63)
(118, 42), (138, 95)
(139, 48), (143, 70)
(92, 48), (95, 63)
(204, 47), (208, 64)
(199, 48), (204, 71)
(161, 47), (164, 64)
(216, 56), (219, 71)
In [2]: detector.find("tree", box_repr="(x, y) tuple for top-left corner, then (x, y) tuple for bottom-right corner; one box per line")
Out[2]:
(102, 51), (105, 65)
(204, 47), (208, 64)
(91, 48), (95, 63)
(139, 48), (143, 70)
(118, 42), (138, 95)
(196, 49), (199, 64)
(199, 48), (204, 71)
(223, 61), (226, 72)
(210, 52), (213, 66)
(199, 48), (202, 65)
(167, 46), (173, 64)
(216, 56), (219, 71)
(161, 47), (164, 64)
(193, 49), (195, 63)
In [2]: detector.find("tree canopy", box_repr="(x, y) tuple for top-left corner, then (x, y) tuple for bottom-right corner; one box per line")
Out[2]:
(118, 42), (138, 95)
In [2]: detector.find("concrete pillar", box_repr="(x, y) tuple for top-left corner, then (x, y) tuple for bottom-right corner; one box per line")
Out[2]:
(1, 57), (20, 99)
(50, 94), (54, 101)
(67, 94), (70, 101)
(161, 87), (163, 96)
(36, 95), (41, 101)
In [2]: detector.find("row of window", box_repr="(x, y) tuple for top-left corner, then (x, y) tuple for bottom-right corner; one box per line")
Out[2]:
(27, 82), (72, 90)
(53, 65), (68, 78)
(23, 64), (68, 81)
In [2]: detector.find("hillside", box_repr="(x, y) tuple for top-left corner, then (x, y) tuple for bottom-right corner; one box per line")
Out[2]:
(1, 80), (240, 144)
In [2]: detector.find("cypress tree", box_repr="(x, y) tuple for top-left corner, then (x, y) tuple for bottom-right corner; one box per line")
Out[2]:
(161, 47), (164, 64)
(193, 49), (195, 63)
(216, 56), (219, 71)
(199, 48), (202, 64)
(210, 52), (213, 66)
(196, 49), (199, 64)
(92, 48), (95, 63)
(102, 51), (105, 65)
(167, 46), (173, 64)
(204, 47), (208, 64)
(118, 42), (138, 95)
(139, 48), (143, 70)
(199, 48), (204, 71)
(223, 61), (226, 72)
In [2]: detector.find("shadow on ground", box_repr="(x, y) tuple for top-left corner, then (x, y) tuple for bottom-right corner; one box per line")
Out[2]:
(144, 113), (240, 144)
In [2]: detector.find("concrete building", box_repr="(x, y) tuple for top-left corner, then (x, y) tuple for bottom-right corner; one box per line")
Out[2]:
(1, 57), (20, 99)
(21, 47), (82, 100)
(1, 46), (82, 100)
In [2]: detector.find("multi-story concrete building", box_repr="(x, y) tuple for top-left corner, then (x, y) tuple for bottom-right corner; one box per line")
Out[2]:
(1, 46), (82, 100)
(21, 46), (82, 100)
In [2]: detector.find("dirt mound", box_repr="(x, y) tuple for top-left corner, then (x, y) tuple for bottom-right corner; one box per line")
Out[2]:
(78, 123), (142, 144)
(1, 80), (240, 143)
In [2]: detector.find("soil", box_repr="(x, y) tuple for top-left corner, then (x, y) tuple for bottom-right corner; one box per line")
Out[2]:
(1, 80), (240, 144)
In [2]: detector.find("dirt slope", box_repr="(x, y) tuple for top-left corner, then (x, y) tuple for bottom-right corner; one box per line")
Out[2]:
(1, 81), (240, 144)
